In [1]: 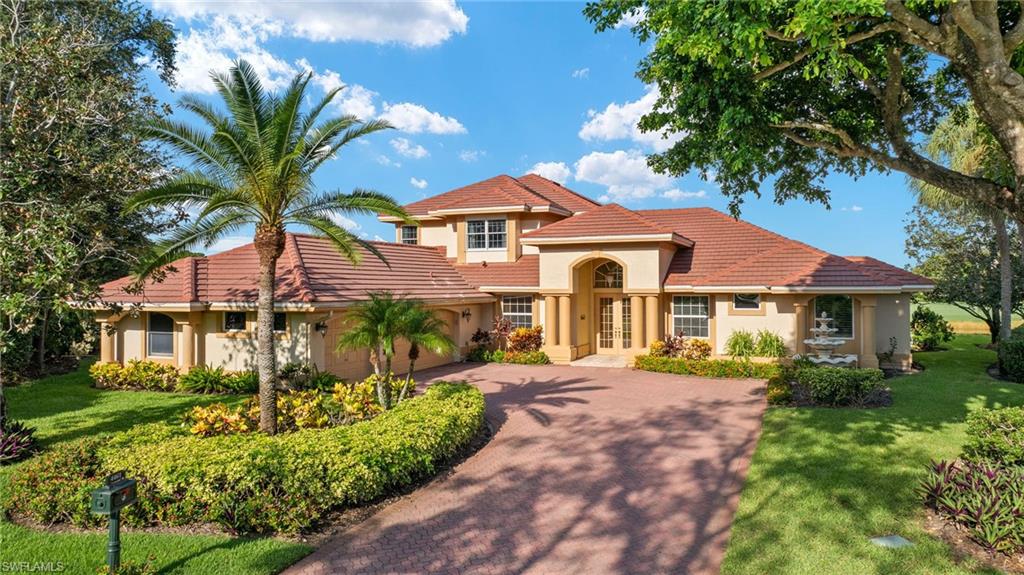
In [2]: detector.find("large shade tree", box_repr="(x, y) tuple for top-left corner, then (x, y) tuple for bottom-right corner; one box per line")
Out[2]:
(585, 1), (1024, 218)
(129, 61), (408, 434)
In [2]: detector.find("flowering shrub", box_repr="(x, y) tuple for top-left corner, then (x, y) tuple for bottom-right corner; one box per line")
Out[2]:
(507, 326), (544, 353)
(634, 355), (781, 379)
(920, 459), (1024, 555)
(652, 334), (712, 361)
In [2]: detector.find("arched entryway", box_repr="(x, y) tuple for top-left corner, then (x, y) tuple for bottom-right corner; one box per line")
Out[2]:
(591, 260), (632, 354)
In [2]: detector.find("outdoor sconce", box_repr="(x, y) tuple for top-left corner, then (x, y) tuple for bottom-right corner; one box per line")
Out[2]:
(461, 308), (472, 322)
(314, 320), (329, 337)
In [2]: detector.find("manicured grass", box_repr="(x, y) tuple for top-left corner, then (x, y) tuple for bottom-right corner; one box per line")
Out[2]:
(722, 334), (1024, 575)
(0, 360), (311, 574)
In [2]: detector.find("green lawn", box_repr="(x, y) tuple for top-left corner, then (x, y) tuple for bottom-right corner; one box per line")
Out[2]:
(912, 302), (1023, 334)
(0, 361), (311, 575)
(722, 334), (1024, 575)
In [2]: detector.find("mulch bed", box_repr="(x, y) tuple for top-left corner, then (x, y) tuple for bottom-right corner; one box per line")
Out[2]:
(986, 363), (1020, 383)
(923, 509), (1024, 574)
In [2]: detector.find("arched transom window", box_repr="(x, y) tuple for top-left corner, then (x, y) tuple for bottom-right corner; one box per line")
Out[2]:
(594, 261), (623, 289)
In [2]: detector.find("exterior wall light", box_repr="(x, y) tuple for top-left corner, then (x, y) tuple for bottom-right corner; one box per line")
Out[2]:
(314, 320), (329, 337)
(461, 308), (472, 321)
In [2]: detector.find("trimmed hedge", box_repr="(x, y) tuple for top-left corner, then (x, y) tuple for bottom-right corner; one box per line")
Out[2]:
(795, 367), (885, 407)
(5, 382), (485, 534)
(962, 406), (1024, 466)
(999, 337), (1024, 383)
(633, 355), (782, 379)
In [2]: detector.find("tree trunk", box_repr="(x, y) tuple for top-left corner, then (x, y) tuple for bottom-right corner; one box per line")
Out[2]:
(254, 225), (285, 435)
(996, 211), (1014, 342)
(402, 343), (418, 403)
(36, 307), (49, 374)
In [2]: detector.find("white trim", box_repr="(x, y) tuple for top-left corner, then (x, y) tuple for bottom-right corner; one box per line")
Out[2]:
(432, 205), (528, 216)
(377, 214), (442, 223)
(663, 285), (930, 294)
(479, 286), (539, 293)
(521, 233), (693, 246)
(670, 294), (711, 339)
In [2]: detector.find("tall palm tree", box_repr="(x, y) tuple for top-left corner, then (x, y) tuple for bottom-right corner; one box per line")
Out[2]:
(399, 306), (456, 401)
(911, 107), (1018, 342)
(127, 61), (409, 434)
(336, 291), (415, 408)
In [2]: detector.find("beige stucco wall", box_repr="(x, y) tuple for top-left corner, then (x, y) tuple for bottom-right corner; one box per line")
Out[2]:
(539, 244), (668, 293)
(712, 294), (799, 356)
(415, 221), (457, 258)
(199, 312), (312, 371)
(875, 294), (912, 357)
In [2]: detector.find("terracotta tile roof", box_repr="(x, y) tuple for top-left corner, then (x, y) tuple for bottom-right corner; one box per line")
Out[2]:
(453, 255), (540, 289)
(402, 174), (598, 216)
(636, 208), (932, 289)
(99, 234), (491, 306)
(522, 203), (687, 241)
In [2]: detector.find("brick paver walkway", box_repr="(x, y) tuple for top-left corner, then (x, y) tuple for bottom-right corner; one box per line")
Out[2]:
(284, 363), (766, 575)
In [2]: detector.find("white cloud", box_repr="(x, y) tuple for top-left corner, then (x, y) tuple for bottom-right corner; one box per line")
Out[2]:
(841, 205), (865, 212)
(529, 161), (572, 183)
(173, 17), (298, 94)
(390, 137), (429, 159)
(381, 102), (466, 134)
(410, 177), (428, 189)
(329, 213), (361, 231)
(574, 149), (673, 202)
(572, 67), (590, 79)
(458, 149), (484, 162)
(154, 0), (468, 47)
(615, 8), (646, 29)
(376, 155), (401, 168)
(661, 189), (707, 201)
(205, 235), (250, 255)
(579, 86), (683, 152)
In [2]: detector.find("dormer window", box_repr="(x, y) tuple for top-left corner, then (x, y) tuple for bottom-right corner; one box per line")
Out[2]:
(467, 219), (506, 250)
(400, 225), (417, 245)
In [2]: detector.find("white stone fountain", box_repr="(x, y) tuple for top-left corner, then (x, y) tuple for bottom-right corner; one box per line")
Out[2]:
(798, 312), (857, 367)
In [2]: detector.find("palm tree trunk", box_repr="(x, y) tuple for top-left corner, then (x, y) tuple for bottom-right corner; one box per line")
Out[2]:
(996, 211), (1013, 342)
(254, 226), (284, 435)
(402, 360), (415, 403)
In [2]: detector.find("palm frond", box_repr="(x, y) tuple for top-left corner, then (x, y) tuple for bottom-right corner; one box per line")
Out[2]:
(305, 119), (393, 173)
(143, 118), (230, 173)
(124, 172), (229, 212)
(284, 189), (409, 221)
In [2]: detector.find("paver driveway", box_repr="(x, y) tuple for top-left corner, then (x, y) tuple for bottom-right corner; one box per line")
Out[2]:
(285, 363), (766, 575)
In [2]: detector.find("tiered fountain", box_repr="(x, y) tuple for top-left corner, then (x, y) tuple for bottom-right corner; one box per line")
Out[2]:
(799, 311), (857, 367)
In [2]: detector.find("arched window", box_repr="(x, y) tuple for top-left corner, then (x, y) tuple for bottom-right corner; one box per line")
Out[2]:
(594, 261), (623, 288)
(147, 313), (174, 357)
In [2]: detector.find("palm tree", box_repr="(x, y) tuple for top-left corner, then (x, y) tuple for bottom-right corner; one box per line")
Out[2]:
(911, 107), (1017, 342)
(399, 306), (456, 401)
(336, 291), (415, 408)
(126, 61), (409, 434)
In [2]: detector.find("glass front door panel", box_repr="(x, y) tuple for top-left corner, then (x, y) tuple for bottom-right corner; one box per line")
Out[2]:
(621, 298), (631, 349)
(599, 297), (614, 349)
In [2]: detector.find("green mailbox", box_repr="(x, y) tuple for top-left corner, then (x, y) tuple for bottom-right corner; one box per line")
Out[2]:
(91, 471), (137, 515)
(91, 471), (137, 571)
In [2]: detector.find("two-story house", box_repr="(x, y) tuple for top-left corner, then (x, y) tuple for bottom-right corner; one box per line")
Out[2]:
(94, 173), (932, 377)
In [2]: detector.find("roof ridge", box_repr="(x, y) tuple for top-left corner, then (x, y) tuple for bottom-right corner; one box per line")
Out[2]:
(285, 233), (315, 303)
(518, 174), (601, 209)
(512, 176), (571, 212)
(610, 203), (676, 233)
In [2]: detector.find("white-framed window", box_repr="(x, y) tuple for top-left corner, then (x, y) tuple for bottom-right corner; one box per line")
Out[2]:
(400, 225), (417, 245)
(672, 295), (710, 338)
(501, 295), (533, 329)
(147, 313), (174, 357)
(813, 295), (854, 339)
(467, 219), (506, 250)
(594, 261), (623, 288)
(223, 311), (246, 332)
(733, 293), (761, 310)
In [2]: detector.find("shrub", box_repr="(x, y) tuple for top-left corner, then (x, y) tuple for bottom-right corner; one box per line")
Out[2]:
(657, 334), (711, 360)
(176, 365), (232, 394)
(0, 420), (39, 465)
(725, 330), (756, 357)
(999, 337), (1024, 383)
(185, 403), (253, 437)
(795, 367), (885, 407)
(90, 360), (178, 391)
(765, 370), (794, 405)
(6, 383), (485, 534)
(225, 370), (259, 393)
(911, 307), (954, 351)
(278, 363), (337, 391)
(962, 406), (1024, 466)
(633, 355), (782, 379)
(920, 459), (1024, 555)
(466, 345), (489, 362)
(648, 339), (667, 357)
(332, 379), (384, 421)
(501, 350), (550, 364)
(507, 326), (543, 353)
(754, 330), (787, 358)
(681, 338), (712, 361)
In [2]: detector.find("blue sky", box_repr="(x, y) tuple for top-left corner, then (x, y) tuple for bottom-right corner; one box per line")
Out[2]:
(146, 0), (917, 266)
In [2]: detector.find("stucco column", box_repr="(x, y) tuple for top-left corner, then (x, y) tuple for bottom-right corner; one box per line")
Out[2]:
(645, 295), (659, 345)
(630, 295), (644, 349)
(794, 301), (807, 355)
(558, 295), (571, 348)
(544, 295), (558, 345)
(860, 298), (879, 368)
(180, 320), (195, 370)
(99, 321), (116, 363)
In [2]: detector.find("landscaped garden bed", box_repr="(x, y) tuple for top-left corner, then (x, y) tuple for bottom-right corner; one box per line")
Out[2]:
(467, 323), (551, 365)
(5, 381), (485, 535)
(766, 366), (892, 408)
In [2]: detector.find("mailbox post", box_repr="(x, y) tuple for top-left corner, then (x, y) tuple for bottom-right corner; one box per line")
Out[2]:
(90, 471), (137, 571)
